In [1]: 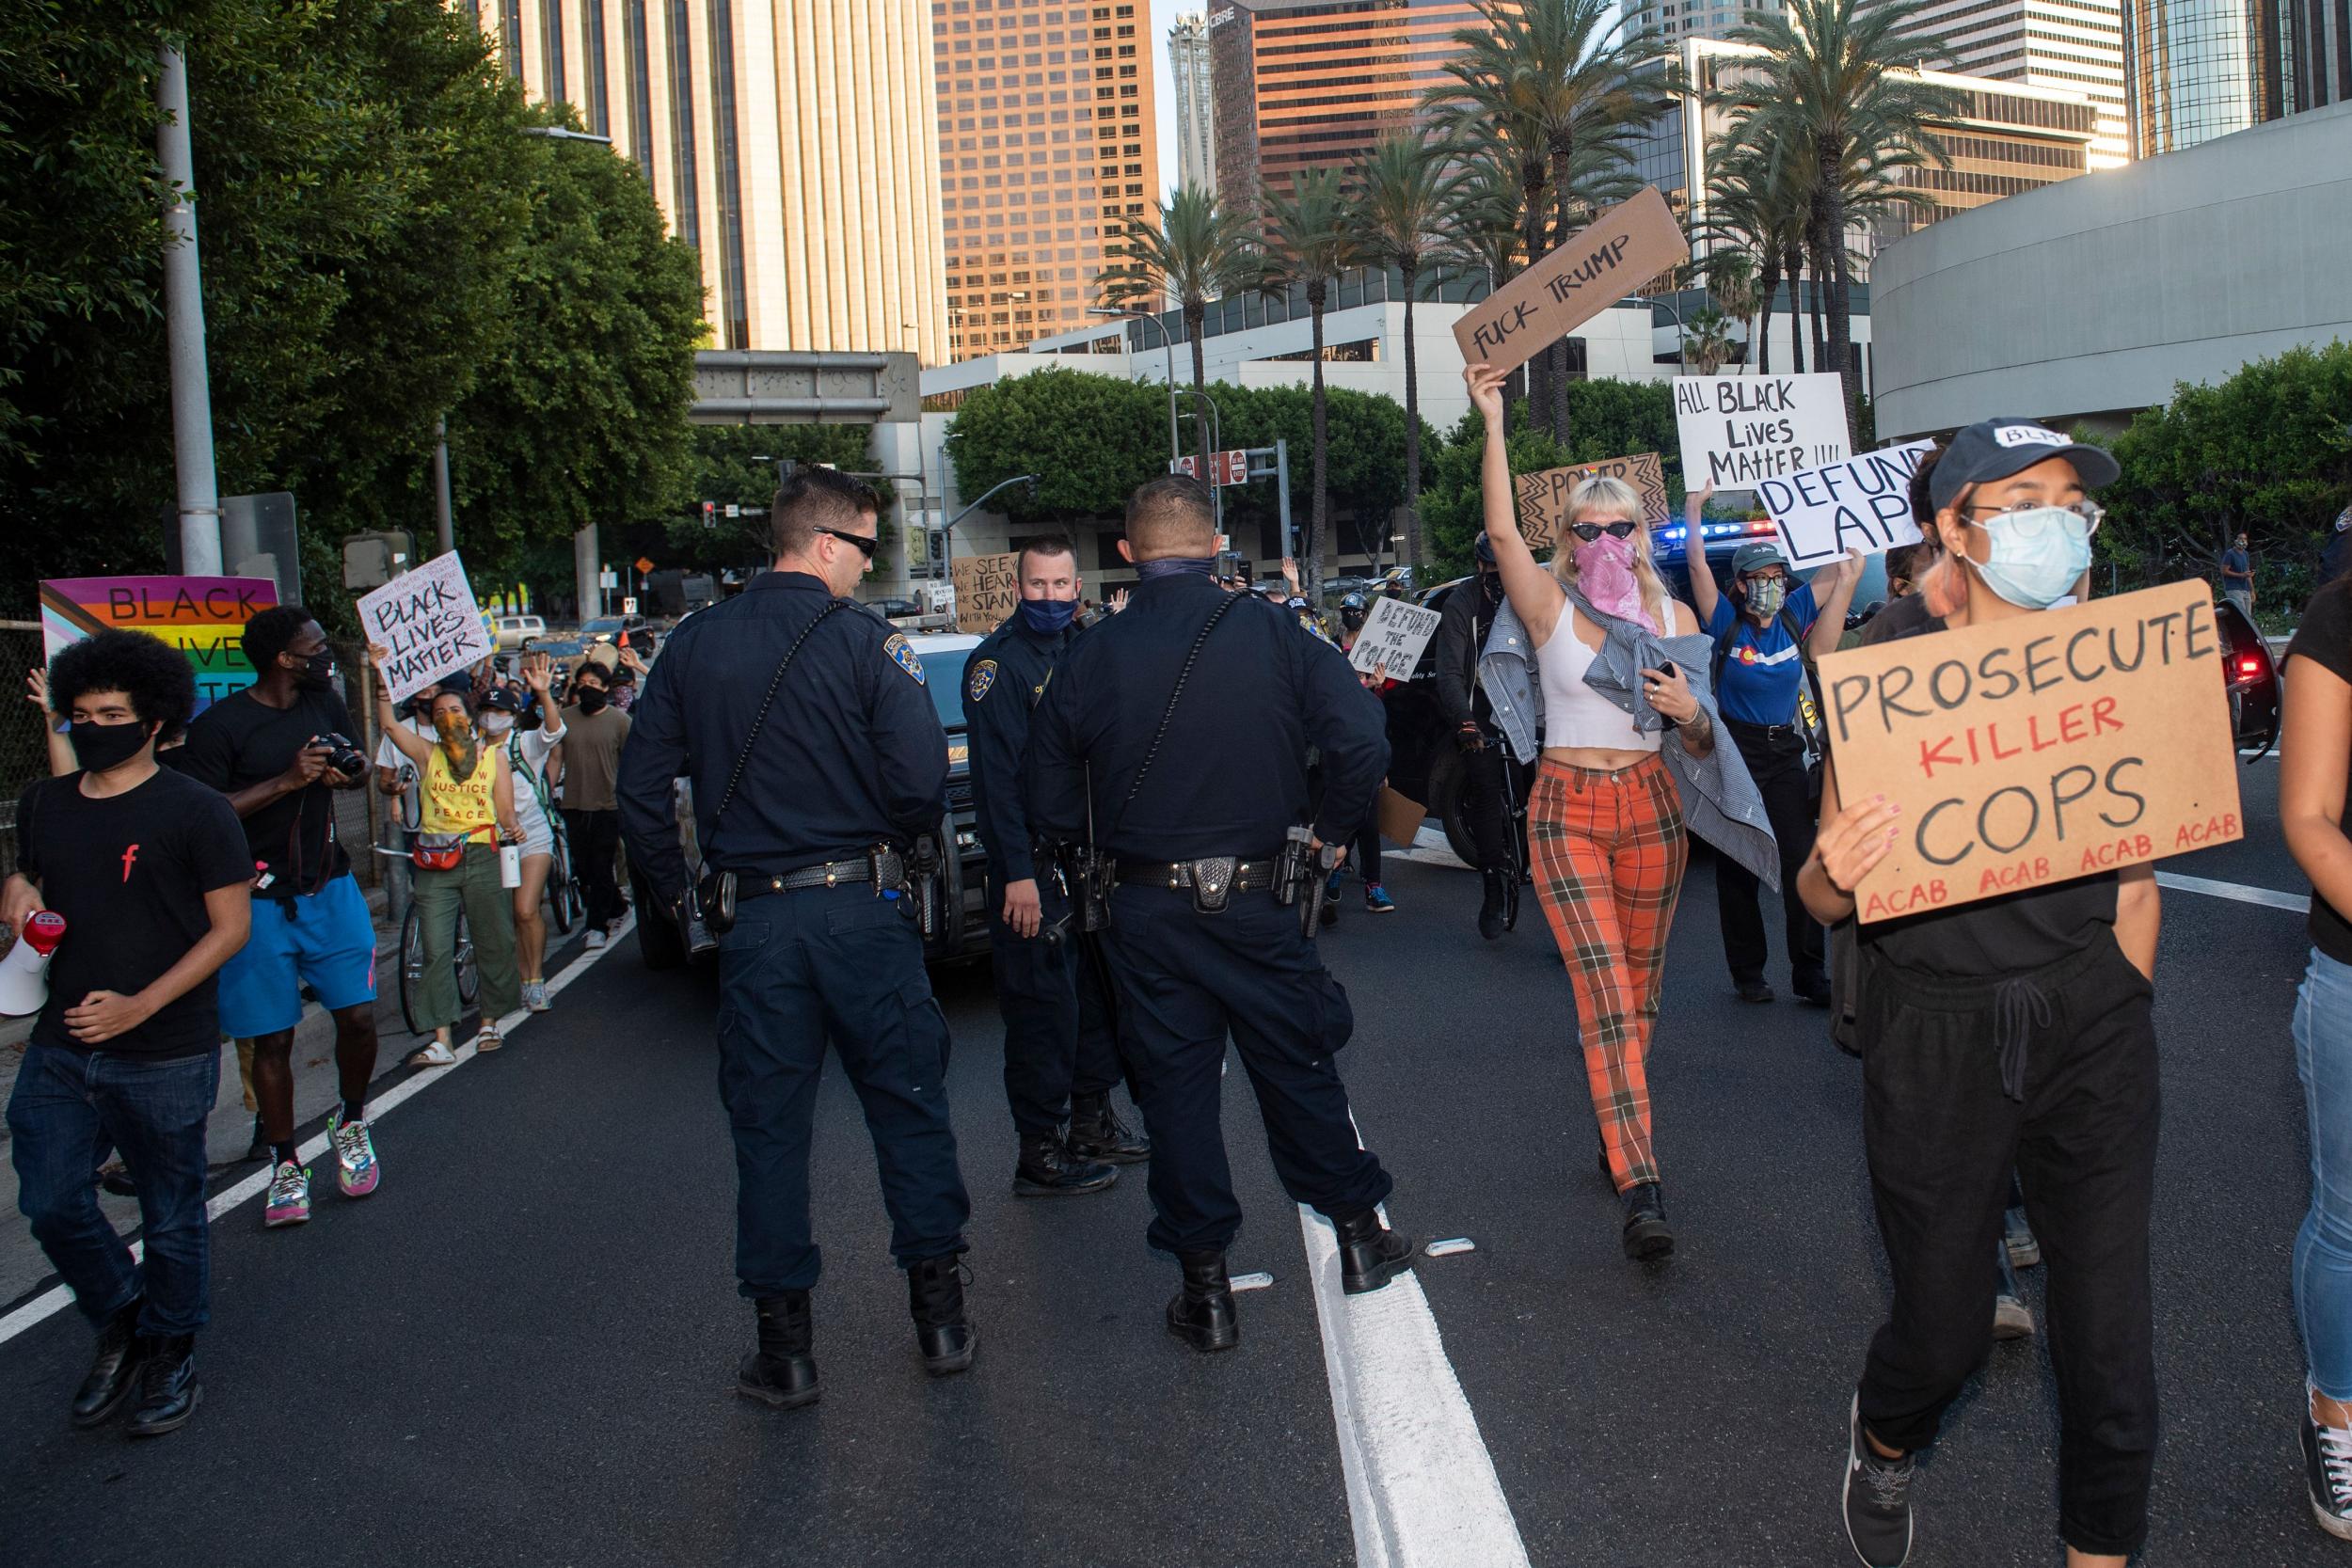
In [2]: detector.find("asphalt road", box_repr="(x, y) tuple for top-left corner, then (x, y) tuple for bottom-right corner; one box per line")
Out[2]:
(0, 755), (2333, 1567)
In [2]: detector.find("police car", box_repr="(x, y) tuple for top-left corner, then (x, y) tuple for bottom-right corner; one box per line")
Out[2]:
(627, 628), (995, 969)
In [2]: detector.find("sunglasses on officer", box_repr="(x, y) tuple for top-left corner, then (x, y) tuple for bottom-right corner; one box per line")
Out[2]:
(812, 524), (879, 560)
(1566, 519), (1641, 544)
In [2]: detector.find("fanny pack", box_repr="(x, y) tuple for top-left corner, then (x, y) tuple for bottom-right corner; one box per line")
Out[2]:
(411, 832), (469, 872)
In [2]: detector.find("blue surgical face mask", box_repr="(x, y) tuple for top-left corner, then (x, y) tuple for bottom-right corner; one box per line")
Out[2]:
(1016, 596), (1078, 635)
(1969, 506), (2093, 609)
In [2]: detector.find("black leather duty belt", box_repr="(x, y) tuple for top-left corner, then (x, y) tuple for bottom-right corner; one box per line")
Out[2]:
(1114, 856), (1280, 895)
(735, 850), (906, 900)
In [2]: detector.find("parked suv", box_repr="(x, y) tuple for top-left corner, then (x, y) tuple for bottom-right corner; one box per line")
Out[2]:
(493, 613), (548, 650)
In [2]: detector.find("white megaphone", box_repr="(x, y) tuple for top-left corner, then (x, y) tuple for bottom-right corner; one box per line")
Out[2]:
(0, 911), (67, 1017)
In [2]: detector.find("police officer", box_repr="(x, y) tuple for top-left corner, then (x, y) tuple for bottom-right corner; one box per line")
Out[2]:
(617, 466), (975, 1410)
(1025, 475), (1413, 1354)
(964, 533), (1148, 1197)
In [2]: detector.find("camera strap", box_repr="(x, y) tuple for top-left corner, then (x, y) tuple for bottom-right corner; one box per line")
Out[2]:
(696, 599), (850, 880)
(1107, 592), (1241, 844)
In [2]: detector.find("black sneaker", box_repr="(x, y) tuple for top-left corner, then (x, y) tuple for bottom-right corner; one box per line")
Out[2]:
(1842, 1395), (1915, 1567)
(1737, 979), (1774, 1004)
(2304, 1387), (2352, 1541)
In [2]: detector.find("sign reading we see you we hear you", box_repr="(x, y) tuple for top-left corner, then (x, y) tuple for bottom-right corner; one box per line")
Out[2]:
(954, 551), (1020, 635)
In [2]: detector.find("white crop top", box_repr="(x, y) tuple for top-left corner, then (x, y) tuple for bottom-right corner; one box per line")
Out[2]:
(1537, 603), (1661, 753)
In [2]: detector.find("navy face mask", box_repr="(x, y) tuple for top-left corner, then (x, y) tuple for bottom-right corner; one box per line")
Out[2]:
(1016, 596), (1078, 635)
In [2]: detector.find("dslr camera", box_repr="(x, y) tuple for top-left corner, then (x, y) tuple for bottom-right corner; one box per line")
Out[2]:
(313, 733), (368, 779)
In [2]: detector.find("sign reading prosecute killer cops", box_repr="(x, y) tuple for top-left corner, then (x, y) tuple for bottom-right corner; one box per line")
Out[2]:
(1818, 579), (2243, 923)
(1673, 372), (1851, 491)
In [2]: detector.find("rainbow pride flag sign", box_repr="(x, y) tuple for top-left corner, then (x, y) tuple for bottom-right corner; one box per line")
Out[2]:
(40, 576), (280, 715)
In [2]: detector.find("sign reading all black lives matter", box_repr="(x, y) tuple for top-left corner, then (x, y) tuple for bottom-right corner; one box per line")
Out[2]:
(1673, 372), (1851, 490)
(358, 550), (492, 704)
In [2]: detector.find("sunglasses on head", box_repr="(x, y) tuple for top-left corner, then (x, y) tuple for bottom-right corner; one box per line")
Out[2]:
(1566, 520), (1640, 543)
(813, 524), (879, 559)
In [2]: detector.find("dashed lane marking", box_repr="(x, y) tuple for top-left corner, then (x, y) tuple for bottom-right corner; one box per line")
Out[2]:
(2154, 870), (2307, 912)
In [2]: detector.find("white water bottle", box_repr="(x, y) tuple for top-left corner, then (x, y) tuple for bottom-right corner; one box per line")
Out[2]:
(499, 845), (522, 890)
(0, 911), (67, 1017)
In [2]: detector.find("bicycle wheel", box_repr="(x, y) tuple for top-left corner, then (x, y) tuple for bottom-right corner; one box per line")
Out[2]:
(398, 905), (428, 1037)
(545, 834), (576, 936)
(455, 909), (480, 1008)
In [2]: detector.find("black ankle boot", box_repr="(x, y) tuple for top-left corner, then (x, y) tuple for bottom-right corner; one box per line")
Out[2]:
(71, 1297), (147, 1428)
(1166, 1248), (1239, 1353)
(1333, 1209), (1414, 1295)
(1477, 870), (1508, 941)
(1012, 1132), (1118, 1196)
(907, 1256), (977, 1375)
(1067, 1093), (1151, 1164)
(125, 1335), (199, 1437)
(738, 1291), (820, 1409)
(1621, 1181), (1674, 1261)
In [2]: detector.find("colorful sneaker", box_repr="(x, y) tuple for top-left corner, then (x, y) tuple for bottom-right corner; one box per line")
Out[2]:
(263, 1161), (311, 1228)
(523, 979), (552, 1012)
(327, 1109), (380, 1199)
(1363, 884), (1396, 913)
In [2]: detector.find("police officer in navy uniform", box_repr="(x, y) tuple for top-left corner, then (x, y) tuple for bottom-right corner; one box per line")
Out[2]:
(1025, 475), (1413, 1353)
(617, 467), (975, 1410)
(965, 533), (1150, 1198)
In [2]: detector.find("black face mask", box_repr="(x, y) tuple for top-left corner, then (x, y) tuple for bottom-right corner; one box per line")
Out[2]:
(575, 687), (609, 714)
(1342, 611), (1367, 631)
(68, 719), (153, 774)
(294, 648), (338, 691)
(1481, 572), (1505, 605)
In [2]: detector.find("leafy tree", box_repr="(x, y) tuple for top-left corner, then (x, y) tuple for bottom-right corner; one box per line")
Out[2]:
(1098, 184), (1262, 462)
(946, 368), (1170, 524)
(675, 423), (882, 560)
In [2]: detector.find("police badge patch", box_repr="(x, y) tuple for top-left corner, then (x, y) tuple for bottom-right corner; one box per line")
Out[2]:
(883, 632), (926, 685)
(967, 658), (998, 703)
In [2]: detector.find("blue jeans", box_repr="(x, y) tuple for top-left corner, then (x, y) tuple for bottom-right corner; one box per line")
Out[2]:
(2296, 947), (2352, 1400)
(7, 1042), (219, 1338)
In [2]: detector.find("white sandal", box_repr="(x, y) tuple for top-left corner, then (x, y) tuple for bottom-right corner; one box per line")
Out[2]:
(475, 1025), (503, 1053)
(413, 1039), (457, 1067)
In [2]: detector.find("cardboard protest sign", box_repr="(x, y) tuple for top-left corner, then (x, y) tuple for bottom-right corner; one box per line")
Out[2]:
(1347, 595), (1443, 677)
(1674, 372), (1851, 490)
(357, 550), (492, 705)
(1759, 440), (1938, 570)
(953, 551), (1020, 634)
(1818, 579), (2243, 924)
(40, 576), (279, 715)
(1453, 186), (1686, 378)
(1515, 451), (1670, 553)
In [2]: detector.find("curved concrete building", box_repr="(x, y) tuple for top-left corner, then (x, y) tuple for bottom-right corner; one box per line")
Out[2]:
(1872, 97), (2352, 439)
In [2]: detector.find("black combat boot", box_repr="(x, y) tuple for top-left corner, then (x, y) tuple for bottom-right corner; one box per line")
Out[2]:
(1067, 1093), (1151, 1164)
(70, 1297), (147, 1428)
(1622, 1182), (1674, 1261)
(124, 1335), (199, 1437)
(1478, 870), (1509, 941)
(738, 1291), (820, 1409)
(1166, 1248), (1239, 1353)
(1333, 1209), (1415, 1295)
(1012, 1132), (1118, 1196)
(907, 1255), (977, 1375)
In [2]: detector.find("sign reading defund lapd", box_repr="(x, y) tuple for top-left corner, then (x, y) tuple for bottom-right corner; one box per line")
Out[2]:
(1759, 441), (1938, 570)
(1673, 372), (1851, 490)
(1818, 579), (2243, 924)
(1453, 187), (1686, 378)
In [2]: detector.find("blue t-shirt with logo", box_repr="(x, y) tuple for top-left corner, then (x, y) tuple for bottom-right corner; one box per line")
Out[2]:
(1704, 579), (1820, 727)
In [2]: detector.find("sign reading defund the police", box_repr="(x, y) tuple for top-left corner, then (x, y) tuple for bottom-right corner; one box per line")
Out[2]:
(1347, 596), (1444, 677)
(358, 550), (491, 704)
(953, 551), (1020, 635)
(1452, 187), (1686, 378)
(1674, 372), (1851, 490)
(1759, 441), (1937, 570)
(1819, 579), (2242, 924)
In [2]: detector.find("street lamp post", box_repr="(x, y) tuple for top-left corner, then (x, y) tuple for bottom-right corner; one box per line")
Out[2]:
(1629, 293), (1690, 375)
(1091, 306), (1180, 464)
(1176, 387), (1223, 530)
(156, 47), (221, 574)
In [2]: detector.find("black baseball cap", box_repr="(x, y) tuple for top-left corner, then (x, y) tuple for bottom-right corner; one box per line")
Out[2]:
(477, 685), (526, 714)
(1930, 419), (2120, 512)
(1474, 531), (1497, 565)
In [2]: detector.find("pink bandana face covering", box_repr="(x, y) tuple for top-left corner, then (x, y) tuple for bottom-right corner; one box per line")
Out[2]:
(1571, 532), (1660, 634)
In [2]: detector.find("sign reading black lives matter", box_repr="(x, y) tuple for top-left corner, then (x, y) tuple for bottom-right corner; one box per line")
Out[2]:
(1760, 440), (1937, 570)
(358, 550), (492, 704)
(1674, 372), (1851, 490)
(1818, 579), (2244, 924)
(1453, 186), (1687, 378)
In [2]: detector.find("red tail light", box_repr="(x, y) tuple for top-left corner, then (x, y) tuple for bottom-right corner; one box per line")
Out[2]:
(2238, 656), (2263, 675)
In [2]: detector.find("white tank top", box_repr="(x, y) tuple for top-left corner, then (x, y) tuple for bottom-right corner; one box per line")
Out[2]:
(1538, 603), (1661, 753)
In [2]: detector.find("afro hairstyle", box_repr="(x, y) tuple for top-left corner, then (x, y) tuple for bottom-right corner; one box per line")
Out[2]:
(47, 629), (196, 736)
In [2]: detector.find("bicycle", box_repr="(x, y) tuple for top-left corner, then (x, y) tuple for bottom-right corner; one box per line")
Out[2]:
(372, 843), (482, 1038)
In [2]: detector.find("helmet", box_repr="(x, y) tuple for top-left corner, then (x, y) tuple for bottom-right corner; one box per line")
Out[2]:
(477, 686), (527, 715)
(1339, 592), (1367, 611)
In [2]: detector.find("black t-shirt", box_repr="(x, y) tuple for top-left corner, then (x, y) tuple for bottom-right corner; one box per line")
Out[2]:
(171, 687), (356, 895)
(16, 768), (254, 1058)
(2288, 578), (2352, 962)
(1851, 603), (2117, 978)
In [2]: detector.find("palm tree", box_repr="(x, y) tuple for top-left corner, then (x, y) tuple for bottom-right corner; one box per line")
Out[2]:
(1099, 183), (1262, 463)
(1354, 135), (1469, 566)
(1683, 306), (1737, 373)
(1723, 0), (1959, 418)
(1261, 167), (1368, 597)
(1696, 250), (1757, 366)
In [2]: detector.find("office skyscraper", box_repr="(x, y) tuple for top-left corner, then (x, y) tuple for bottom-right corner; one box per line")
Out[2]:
(1170, 14), (1218, 195)
(1909, 0), (2130, 166)
(2125, 0), (2347, 154)
(931, 0), (1161, 360)
(483, 0), (949, 363)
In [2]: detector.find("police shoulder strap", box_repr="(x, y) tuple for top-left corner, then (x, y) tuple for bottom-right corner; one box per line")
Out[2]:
(1111, 591), (1243, 832)
(701, 599), (850, 866)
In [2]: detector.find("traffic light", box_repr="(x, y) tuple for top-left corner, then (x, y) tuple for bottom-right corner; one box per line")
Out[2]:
(701, 499), (716, 526)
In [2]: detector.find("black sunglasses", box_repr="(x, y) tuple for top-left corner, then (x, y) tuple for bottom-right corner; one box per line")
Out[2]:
(813, 524), (879, 560)
(1566, 520), (1640, 543)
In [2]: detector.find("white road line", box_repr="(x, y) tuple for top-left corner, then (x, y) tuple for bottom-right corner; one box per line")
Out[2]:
(1297, 1204), (1530, 1568)
(2154, 870), (2307, 912)
(0, 915), (636, 1349)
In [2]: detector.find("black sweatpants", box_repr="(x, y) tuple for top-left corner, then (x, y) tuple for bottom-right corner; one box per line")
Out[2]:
(1458, 738), (1528, 877)
(1716, 722), (1826, 990)
(1855, 932), (2160, 1559)
(564, 807), (625, 931)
